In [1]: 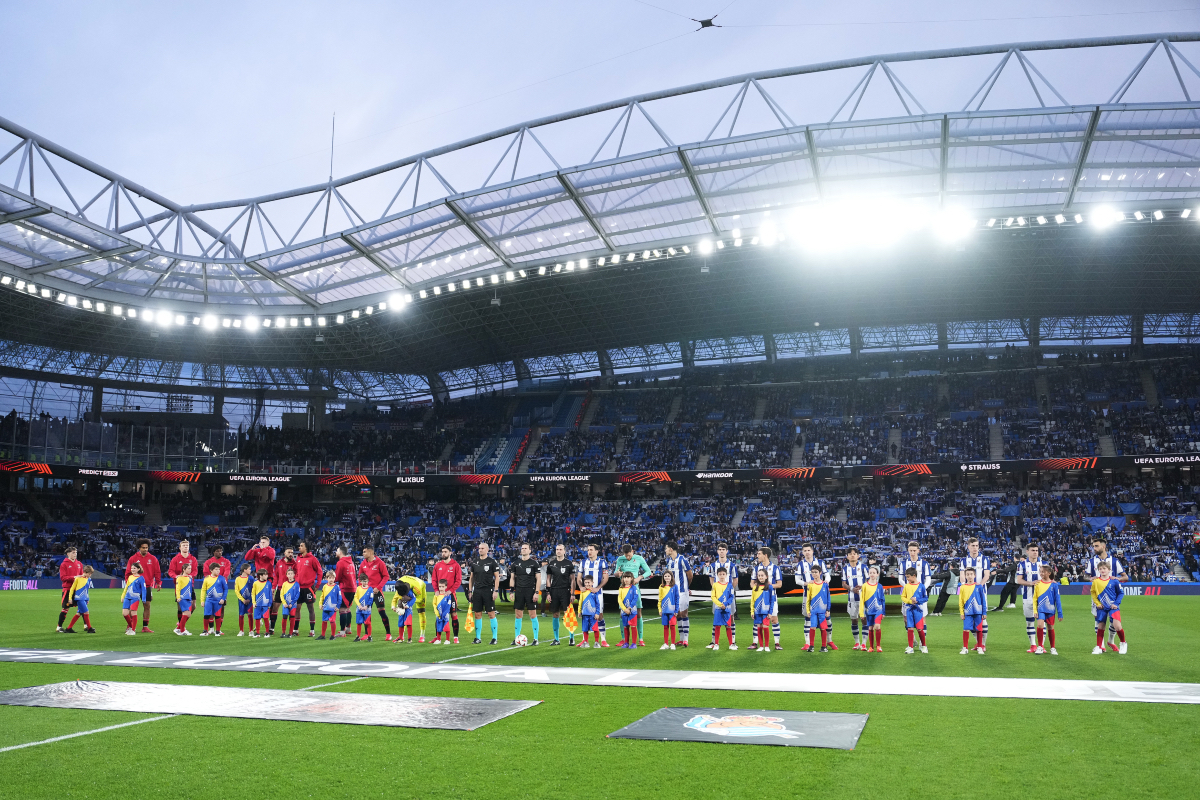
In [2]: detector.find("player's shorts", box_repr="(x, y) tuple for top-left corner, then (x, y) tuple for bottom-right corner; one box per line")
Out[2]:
(339, 590), (355, 610)
(298, 587), (315, 605)
(355, 609), (372, 625)
(322, 609), (337, 622)
(920, 601), (929, 618)
(846, 594), (860, 619)
(396, 607), (412, 626)
(238, 600), (251, 616)
(178, 599), (192, 614)
(662, 613), (676, 627)
(470, 590), (496, 614)
(143, 588), (153, 603)
(1096, 608), (1121, 625)
(580, 614), (597, 633)
(1038, 611), (1057, 622)
(60, 586), (74, 609)
(436, 617), (450, 634)
(548, 590), (572, 613)
(753, 613), (769, 627)
(273, 588), (282, 604)
(513, 587), (537, 611)
(123, 600), (139, 613)
(768, 597), (778, 616)
(1022, 598), (1035, 618)
(963, 613), (982, 631)
(76, 599), (89, 614)
(713, 608), (733, 627)
(677, 591), (691, 612)
(254, 606), (270, 620)
(203, 600), (223, 617)
(620, 612), (637, 628)
(373, 591), (387, 609)
(903, 607), (925, 629)
(864, 612), (884, 628)
(809, 611), (828, 628)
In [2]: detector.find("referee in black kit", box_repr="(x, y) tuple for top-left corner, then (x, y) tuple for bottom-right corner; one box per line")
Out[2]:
(545, 543), (575, 645)
(510, 542), (541, 645)
(468, 541), (501, 644)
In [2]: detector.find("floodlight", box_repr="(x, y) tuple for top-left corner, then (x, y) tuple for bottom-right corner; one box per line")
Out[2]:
(731, 228), (741, 238)
(317, 316), (327, 326)
(336, 314), (345, 324)
(1134, 211), (1144, 220)
(538, 266), (546, 275)
(699, 239), (713, 255)
(303, 317), (312, 326)
(245, 316), (260, 331)
(1036, 216), (1047, 225)
(66, 296), (77, 306)
(290, 317), (299, 326)
(505, 270), (515, 281)
(222, 318), (232, 328)
(1055, 214), (1065, 224)
(203, 314), (217, 330)
(1183, 209), (1193, 219)
(1074, 214), (1083, 223)
(1153, 210), (1164, 220)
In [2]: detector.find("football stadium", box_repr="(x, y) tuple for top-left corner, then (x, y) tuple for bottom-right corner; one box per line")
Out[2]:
(1, 4), (1199, 797)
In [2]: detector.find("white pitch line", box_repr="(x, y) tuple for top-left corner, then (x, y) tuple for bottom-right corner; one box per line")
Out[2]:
(299, 676), (367, 691)
(0, 714), (177, 754)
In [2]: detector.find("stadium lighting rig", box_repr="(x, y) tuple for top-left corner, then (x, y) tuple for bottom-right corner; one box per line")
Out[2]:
(0, 204), (1196, 335)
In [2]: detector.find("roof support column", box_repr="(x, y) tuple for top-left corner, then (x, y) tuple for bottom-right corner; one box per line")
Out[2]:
(597, 350), (614, 378)
(308, 395), (326, 433)
(764, 333), (777, 365)
(1131, 312), (1144, 359)
(849, 327), (863, 358)
(1028, 316), (1042, 363)
(514, 358), (532, 388)
(428, 374), (449, 404)
(680, 341), (695, 370)
(89, 385), (103, 423)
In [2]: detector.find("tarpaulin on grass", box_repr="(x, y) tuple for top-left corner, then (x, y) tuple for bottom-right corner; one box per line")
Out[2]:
(0, 681), (537, 730)
(608, 707), (868, 749)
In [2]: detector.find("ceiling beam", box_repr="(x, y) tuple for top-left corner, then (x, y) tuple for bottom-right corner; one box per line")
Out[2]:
(677, 148), (720, 236)
(445, 200), (514, 268)
(26, 245), (140, 276)
(339, 234), (411, 288)
(556, 172), (616, 251)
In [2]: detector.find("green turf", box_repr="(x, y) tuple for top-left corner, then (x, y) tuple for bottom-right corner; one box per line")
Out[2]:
(0, 590), (1197, 799)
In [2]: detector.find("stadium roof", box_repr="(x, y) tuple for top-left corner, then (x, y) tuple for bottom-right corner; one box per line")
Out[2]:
(2, 33), (1200, 401)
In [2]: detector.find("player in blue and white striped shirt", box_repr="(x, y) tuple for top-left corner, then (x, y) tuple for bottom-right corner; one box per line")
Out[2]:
(798, 544), (836, 650)
(578, 544), (609, 646)
(663, 541), (693, 647)
(842, 547), (870, 650)
(958, 537), (991, 648)
(1014, 542), (1047, 651)
(753, 546), (783, 650)
(900, 541), (933, 629)
(1084, 537), (1128, 648)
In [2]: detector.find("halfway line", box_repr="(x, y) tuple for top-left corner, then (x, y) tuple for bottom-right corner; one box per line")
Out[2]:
(0, 714), (177, 754)
(299, 676), (367, 690)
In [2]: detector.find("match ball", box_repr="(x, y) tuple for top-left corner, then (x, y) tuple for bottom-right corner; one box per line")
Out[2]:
(515, 634), (528, 647)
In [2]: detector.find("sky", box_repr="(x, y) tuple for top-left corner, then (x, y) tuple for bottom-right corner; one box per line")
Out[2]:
(3, 0), (1199, 212)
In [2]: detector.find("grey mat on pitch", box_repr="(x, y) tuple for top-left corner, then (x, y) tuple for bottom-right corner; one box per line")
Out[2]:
(0, 681), (536, 730)
(609, 707), (868, 749)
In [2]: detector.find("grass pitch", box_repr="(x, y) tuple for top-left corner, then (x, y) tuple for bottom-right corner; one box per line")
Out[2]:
(0, 590), (1196, 799)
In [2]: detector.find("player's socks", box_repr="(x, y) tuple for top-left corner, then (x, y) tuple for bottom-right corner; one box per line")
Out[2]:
(452, 615), (459, 638)
(1096, 629), (1105, 647)
(269, 612), (278, 634)
(514, 618), (523, 638)
(975, 626), (984, 648)
(531, 617), (539, 640)
(637, 615), (644, 642)
(963, 630), (970, 648)
(981, 618), (988, 646)
(664, 627), (670, 644)
(1048, 626), (1056, 648)
(142, 610), (150, 628)
(583, 631), (590, 644)
(598, 619), (607, 642)
(729, 619), (736, 646)
(1036, 628), (1044, 647)
(907, 629), (915, 648)
(1117, 629), (1125, 642)
(490, 617), (498, 640)
(379, 610), (391, 635)
(553, 618), (560, 639)
(772, 621), (780, 645)
(821, 627), (828, 648)
(679, 618), (689, 644)
(406, 623), (413, 641)
(712, 626), (721, 646)
(918, 628), (927, 646)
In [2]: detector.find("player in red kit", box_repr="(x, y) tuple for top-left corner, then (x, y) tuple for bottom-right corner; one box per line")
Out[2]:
(168, 539), (200, 629)
(56, 546), (83, 632)
(334, 545), (357, 637)
(125, 539), (161, 632)
(431, 545), (462, 644)
(358, 547), (392, 639)
(244, 536), (276, 576)
(270, 547), (297, 636)
(293, 541), (323, 637)
(203, 545), (232, 579)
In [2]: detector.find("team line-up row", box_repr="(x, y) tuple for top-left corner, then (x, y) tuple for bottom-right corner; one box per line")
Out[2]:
(54, 534), (1133, 657)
